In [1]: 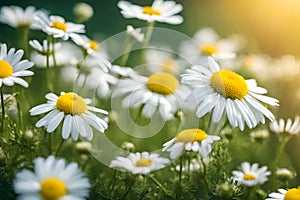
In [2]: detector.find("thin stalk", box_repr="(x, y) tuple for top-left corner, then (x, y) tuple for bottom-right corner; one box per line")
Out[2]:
(119, 38), (133, 66)
(45, 37), (53, 91)
(108, 170), (117, 198)
(273, 136), (289, 170)
(200, 157), (209, 195)
(82, 156), (91, 171)
(47, 131), (52, 154)
(55, 139), (65, 156)
(1, 87), (5, 133)
(18, 26), (29, 59)
(141, 22), (155, 64)
(51, 37), (57, 66)
(121, 175), (135, 199)
(149, 175), (173, 199)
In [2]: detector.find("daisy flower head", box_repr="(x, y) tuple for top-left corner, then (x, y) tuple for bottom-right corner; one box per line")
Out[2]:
(266, 187), (300, 200)
(126, 25), (144, 43)
(180, 27), (240, 65)
(118, 0), (183, 25)
(14, 156), (90, 200)
(181, 57), (279, 131)
(162, 128), (220, 159)
(114, 71), (189, 120)
(29, 92), (108, 141)
(32, 13), (85, 40)
(0, 5), (47, 28)
(0, 43), (34, 88)
(270, 116), (300, 137)
(231, 162), (271, 187)
(109, 152), (169, 175)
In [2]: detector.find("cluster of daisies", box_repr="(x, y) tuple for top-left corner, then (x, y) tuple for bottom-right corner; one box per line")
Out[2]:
(1, 0), (300, 199)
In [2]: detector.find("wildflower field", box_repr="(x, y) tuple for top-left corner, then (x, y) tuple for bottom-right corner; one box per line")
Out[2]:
(1, 0), (300, 199)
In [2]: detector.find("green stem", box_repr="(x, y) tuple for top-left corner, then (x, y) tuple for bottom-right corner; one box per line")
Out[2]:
(51, 37), (57, 67)
(273, 137), (289, 170)
(47, 131), (52, 154)
(108, 170), (117, 198)
(55, 139), (65, 156)
(121, 175), (135, 199)
(82, 156), (91, 170)
(149, 175), (173, 199)
(0, 87), (5, 133)
(141, 22), (155, 64)
(46, 37), (53, 91)
(207, 111), (226, 135)
(119, 39), (133, 66)
(18, 27), (29, 59)
(200, 157), (209, 195)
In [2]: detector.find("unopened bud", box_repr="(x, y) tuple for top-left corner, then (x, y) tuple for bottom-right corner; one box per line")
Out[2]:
(76, 141), (92, 154)
(121, 141), (135, 152)
(276, 168), (295, 181)
(73, 2), (93, 23)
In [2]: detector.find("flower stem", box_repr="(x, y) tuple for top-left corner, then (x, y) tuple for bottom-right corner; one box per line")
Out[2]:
(55, 139), (65, 156)
(18, 26), (29, 59)
(0, 87), (5, 133)
(46, 37), (53, 91)
(141, 22), (155, 64)
(149, 175), (173, 199)
(119, 39), (133, 66)
(121, 175), (135, 199)
(108, 170), (117, 198)
(200, 157), (209, 195)
(51, 37), (57, 66)
(273, 136), (289, 170)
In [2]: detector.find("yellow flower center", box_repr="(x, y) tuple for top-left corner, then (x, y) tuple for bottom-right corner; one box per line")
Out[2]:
(200, 44), (218, 56)
(284, 187), (300, 200)
(0, 60), (13, 78)
(56, 93), (87, 115)
(146, 72), (178, 95)
(143, 6), (161, 16)
(175, 129), (207, 143)
(161, 60), (176, 73)
(243, 173), (256, 180)
(40, 178), (67, 200)
(51, 21), (67, 32)
(210, 70), (248, 100)
(89, 40), (99, 52)
(135, 158), (153, 167)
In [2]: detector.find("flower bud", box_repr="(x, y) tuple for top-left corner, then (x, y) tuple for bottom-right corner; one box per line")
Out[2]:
(73, 2), (93, 23)
(121, 141), (135, 152)
(76, 141), (92, 154)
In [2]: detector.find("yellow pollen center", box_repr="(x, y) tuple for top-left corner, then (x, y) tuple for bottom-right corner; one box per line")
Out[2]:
(243, 173), (256, 180)
(284, 187), (300, 200)
(200, 44), (218, 56)
(56, 93), (87, 115)
(143, 6), (161, 16)
(89, 40), (99, 52)
(40, 178), (67, 200)
(0, 60), (13, 78)
(135, 158), (153, 167)
(175, 129), (207, 143)
(51, 21), (67, 32)
(210, 70), (248, 100)
(146, 72), (178, 95)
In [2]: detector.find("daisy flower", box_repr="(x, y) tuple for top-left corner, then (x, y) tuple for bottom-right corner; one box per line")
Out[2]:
(109, 152), (169, 175)
(181, 57), (279, 131)
(114, 71), (189, 120)
(162, 128), (220, 159)
(0, 5), (47, 28)
(270, 116), (300, 136)
(32, 14), (85, 40)
(266, 187), (300, 200)
(72, 35), (111, 72)
(126, 25), (144, 43)
(180, 27), (240, 64)
(0, 43), (34, 88)
(29, 92), (108, 141)
(118, 0), (183, 25)
(231, 162), (271, 187)
(14, 156), (90, 200)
